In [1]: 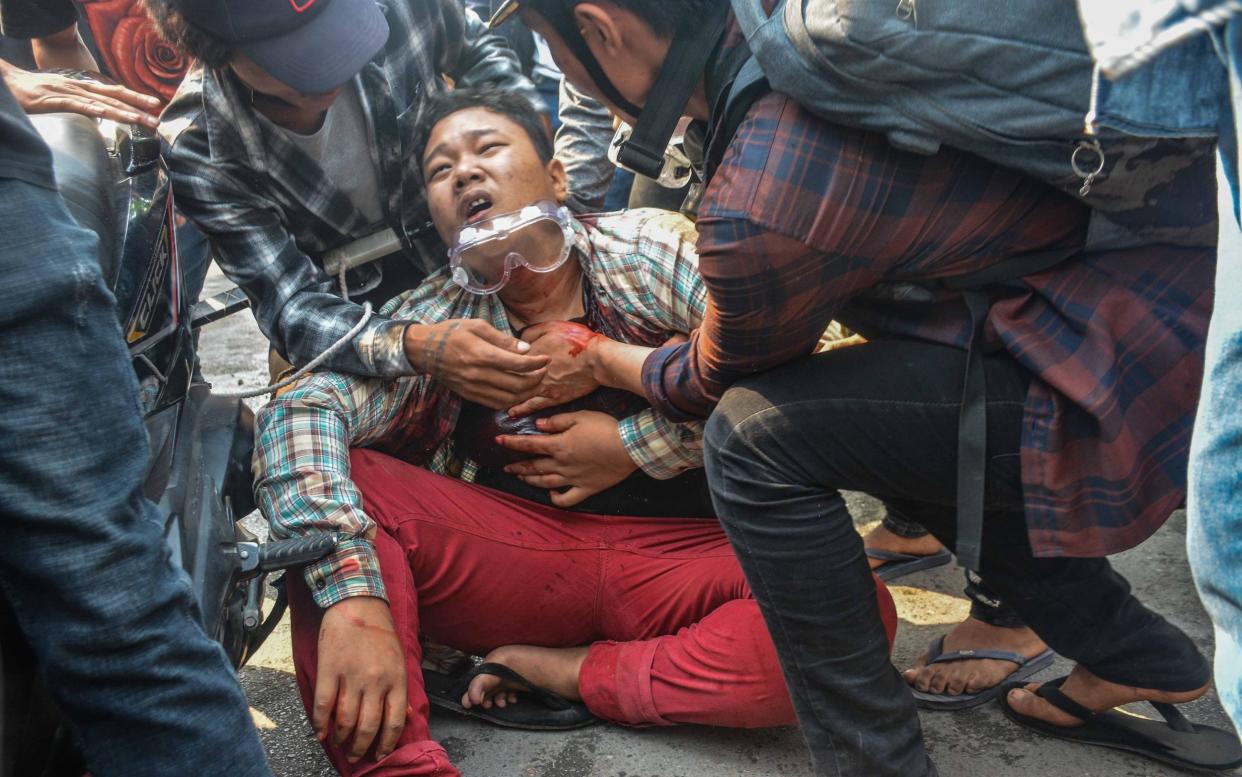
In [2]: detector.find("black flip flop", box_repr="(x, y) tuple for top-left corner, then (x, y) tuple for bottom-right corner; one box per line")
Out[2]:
(911, 635), (1055, 710)
(865, 547), (953, 582)
(998, 676), (1242, 773)
(422, 662), (597, 731)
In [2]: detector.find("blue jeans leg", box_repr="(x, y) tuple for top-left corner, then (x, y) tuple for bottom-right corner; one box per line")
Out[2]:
(1188, 153), (1242, 735)
(1188, 12), (1242, 736)
(0, 177), (271, 777)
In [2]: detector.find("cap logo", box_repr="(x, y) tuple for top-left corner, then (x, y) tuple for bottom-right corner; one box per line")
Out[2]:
(290, 0), (316, 11)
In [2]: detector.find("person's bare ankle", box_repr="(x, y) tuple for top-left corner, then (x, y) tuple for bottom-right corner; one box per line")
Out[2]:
(863, 524), (945, 568)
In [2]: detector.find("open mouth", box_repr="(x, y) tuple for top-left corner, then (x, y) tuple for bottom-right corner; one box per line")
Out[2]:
(461, 192), (494, 224)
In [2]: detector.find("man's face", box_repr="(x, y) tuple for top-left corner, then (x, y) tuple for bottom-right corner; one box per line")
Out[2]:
(229, 52), (345, 117)
(422, 106), (567, 245)
(521, 3), (667, 124)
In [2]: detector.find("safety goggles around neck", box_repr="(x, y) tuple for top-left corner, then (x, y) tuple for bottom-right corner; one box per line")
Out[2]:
(448, 200), (576, 295)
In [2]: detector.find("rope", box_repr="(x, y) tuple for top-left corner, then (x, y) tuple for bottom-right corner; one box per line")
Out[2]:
(214, 271), (371, 399)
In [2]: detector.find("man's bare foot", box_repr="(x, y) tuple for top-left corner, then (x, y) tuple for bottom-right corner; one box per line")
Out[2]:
(1006, 664), (1210, 726)
(461, 644), (589, 711)
(904, 616), (1049, 696)
(863, 524), (946, 571)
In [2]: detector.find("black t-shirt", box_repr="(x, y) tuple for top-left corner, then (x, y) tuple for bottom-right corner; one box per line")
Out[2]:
(0, 76), (55, 189)
(0, 0), (78, 39)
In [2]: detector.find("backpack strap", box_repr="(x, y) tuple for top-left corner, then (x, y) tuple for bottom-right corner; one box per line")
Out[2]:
(704, 55), (770, 184)
(940, 246), (1078, 571)
(617, 1), (732, 179)
(953, 287), (990, 571)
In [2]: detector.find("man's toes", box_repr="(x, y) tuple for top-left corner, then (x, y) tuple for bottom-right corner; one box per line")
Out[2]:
(903, 654), (931, 686)
(924, 667), (952, 694)
(907, 667), (933, 692)
(945, 671), (972, 696)
(963, 671), (993, 694)
(463, 675), (498, 708)
(962, 664), (998, 693)
(1007, 685), (1048, 718)
(1007, 686), (1033, 714)
(1007, 684), (1081, 727)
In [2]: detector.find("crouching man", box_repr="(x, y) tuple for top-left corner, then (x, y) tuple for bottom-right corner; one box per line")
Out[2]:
(146, 0), (551, 399)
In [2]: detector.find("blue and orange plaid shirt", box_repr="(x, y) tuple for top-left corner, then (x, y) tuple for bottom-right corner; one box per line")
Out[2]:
(641, 90), (1215, 559)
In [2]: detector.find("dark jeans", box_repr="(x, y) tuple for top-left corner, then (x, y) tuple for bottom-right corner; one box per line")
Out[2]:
(0, 177), (271, 777)
(705, 339), (1209, 777)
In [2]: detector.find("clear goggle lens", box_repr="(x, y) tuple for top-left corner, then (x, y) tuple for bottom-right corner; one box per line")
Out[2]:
(448, 201), (575, 295)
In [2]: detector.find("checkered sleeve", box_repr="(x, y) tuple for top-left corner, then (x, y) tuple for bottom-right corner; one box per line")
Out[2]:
(618, 409), (705, 479)
(631, 210), (709, 331)
(594, 211), (709, 476)
(162, 133), (413, 379)
(254, 371), (417, 609)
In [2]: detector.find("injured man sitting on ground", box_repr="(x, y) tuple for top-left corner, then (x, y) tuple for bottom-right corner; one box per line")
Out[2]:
(253, 87), (898, 777)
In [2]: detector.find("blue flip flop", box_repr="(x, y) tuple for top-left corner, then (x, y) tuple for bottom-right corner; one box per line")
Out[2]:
(865, 547), (953, 582)
(911, 635), (1056, 710)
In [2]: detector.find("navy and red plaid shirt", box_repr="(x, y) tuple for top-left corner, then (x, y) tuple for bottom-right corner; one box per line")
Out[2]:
(641, 90), (1215, 559)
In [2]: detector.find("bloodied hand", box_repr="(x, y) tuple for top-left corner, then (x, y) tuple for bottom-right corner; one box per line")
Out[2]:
(403, 318), (550, 410)
(314, 597), (407, 764)
(507, 321), (604, 417)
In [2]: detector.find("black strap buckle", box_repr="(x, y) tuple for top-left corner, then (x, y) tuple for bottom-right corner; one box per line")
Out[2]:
(614, 2), (732, 179)
(615, 140), (669, 181)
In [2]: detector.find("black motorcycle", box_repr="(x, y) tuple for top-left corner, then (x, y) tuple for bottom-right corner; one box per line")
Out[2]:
(0, 111), (343, 777)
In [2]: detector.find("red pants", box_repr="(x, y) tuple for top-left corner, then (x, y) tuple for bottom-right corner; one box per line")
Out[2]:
(288, 449), (897, 776)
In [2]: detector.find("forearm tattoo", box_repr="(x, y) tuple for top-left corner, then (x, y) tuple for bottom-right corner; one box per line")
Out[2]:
(424, 322), (461, 376)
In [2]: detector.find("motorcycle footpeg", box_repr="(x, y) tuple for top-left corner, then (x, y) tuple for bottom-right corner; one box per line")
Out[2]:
(237, 532), (348, 575)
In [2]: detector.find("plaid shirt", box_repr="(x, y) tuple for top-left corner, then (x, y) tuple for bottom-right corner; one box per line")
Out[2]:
(642, 86), (1215, 559)
(159, 0), (536, 378)
(255, 210), (707, 608)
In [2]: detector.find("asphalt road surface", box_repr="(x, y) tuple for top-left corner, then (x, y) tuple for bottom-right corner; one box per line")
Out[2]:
(199, 266), (1238, 777)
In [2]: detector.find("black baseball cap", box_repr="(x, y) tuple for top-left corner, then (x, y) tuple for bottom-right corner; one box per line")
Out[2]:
(175, 0), (390, 93)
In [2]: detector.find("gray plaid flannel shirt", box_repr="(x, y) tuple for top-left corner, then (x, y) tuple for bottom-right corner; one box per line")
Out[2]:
(159, 0), (540, 378)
